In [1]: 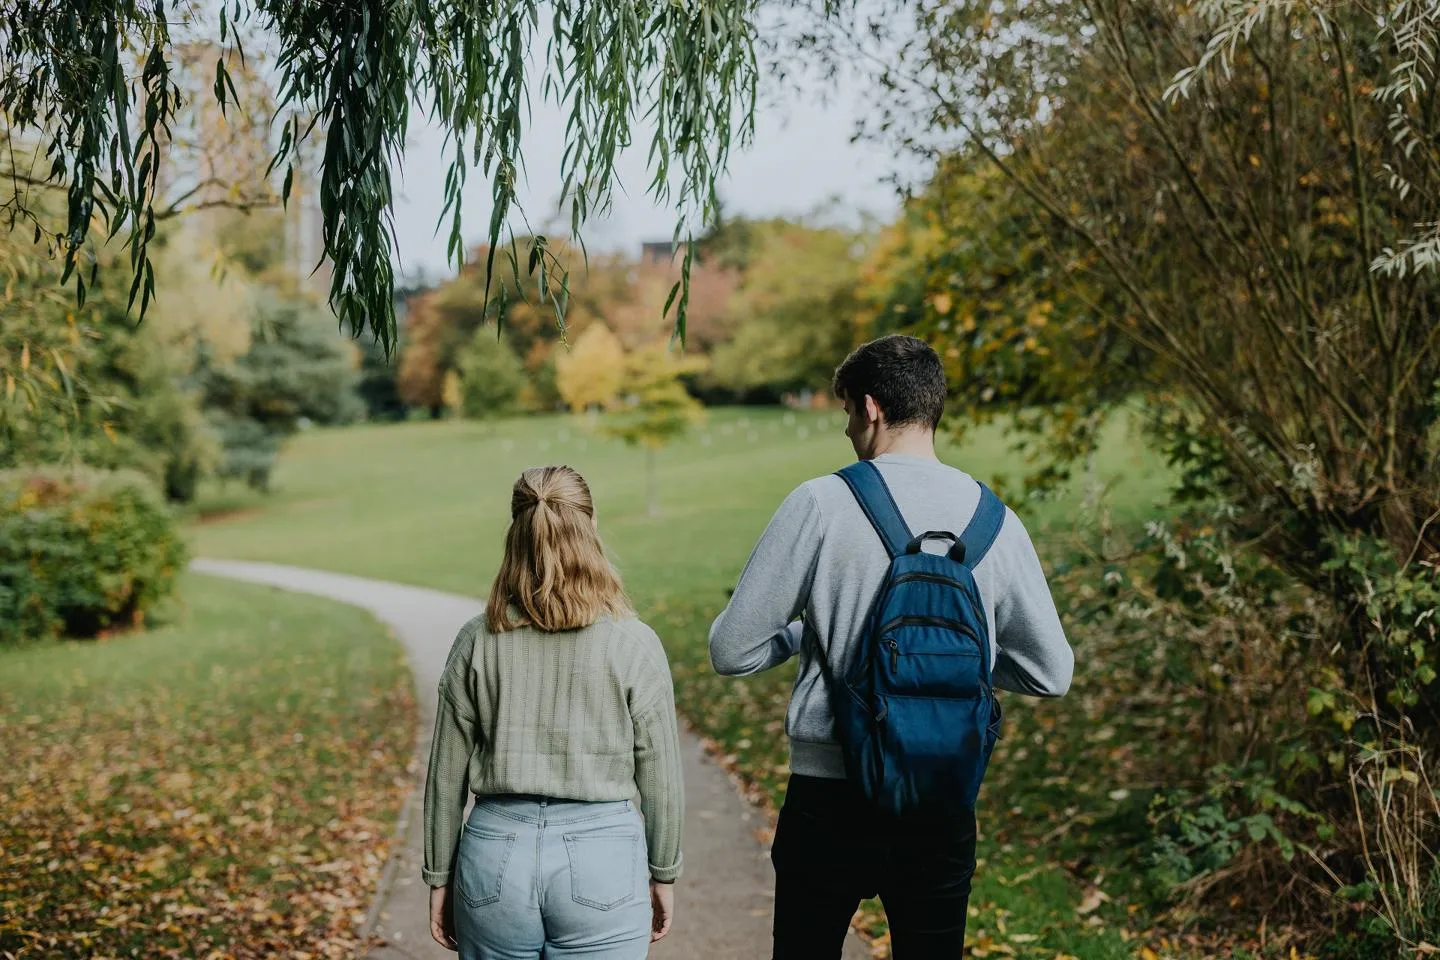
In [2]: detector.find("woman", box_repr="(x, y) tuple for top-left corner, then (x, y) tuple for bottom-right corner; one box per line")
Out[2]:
(422, 465), (684, 958)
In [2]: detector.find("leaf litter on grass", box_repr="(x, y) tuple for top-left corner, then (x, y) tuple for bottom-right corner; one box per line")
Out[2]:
(0, 577), (417, 960)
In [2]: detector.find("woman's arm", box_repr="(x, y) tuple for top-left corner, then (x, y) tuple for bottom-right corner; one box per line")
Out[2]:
(632, 667), (685, 883)
(422, 628), (482, 888)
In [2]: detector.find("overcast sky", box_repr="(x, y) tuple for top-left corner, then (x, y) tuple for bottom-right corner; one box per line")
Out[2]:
(387, 67), (917, 284)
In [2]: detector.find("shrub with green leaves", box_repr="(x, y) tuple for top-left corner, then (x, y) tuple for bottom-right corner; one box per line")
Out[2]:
(198, 293), (363, 492)
(457, 327), (529, 419)
(0, 468), (187, 644)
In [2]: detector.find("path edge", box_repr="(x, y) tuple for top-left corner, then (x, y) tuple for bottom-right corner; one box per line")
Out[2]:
(356, 630), (427, 949)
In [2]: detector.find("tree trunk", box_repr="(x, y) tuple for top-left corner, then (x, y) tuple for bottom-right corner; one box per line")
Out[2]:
(646, 446), (660, 518)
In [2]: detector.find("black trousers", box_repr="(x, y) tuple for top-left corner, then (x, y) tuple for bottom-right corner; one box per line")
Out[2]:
(771, 775), (977, 960)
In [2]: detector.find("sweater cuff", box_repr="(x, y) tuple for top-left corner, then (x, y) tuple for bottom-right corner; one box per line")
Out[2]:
(422, 866), (452, 888)
(649, 854), (683, 883)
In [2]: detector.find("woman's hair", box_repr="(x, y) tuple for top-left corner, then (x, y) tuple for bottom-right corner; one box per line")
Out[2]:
(486, 465), (631, 633)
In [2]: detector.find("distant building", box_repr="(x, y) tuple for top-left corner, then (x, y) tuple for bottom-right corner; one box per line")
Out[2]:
(640, 240), (678, 264)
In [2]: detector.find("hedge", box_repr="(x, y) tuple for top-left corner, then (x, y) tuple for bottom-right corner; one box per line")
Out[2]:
(0, 467), (187, 644)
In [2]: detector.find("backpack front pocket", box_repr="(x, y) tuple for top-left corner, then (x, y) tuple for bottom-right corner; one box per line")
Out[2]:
(456, 827), (516, 908)
(878, 616), (985, 698)
(564, 829), (641, 910)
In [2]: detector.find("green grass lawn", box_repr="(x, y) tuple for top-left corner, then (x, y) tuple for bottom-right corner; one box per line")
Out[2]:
(191, 405), (1181, 959)
(192, 407), (1169, 596)
(0, 575), (416, 960)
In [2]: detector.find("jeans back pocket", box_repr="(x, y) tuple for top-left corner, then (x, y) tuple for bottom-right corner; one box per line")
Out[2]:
(456, 826), (517, 908)
(563, 829), (640, 911)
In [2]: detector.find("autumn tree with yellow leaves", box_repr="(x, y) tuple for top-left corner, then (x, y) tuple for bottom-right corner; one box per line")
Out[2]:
(555, 323), (627, 413)
(602, 344), (706, 517)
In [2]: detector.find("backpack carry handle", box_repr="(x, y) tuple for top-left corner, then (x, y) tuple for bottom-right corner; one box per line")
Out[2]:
(836, 463), (1008, 569)
(904, 530), (968, 563)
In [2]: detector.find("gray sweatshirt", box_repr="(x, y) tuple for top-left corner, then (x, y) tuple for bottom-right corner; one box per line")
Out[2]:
(708, 452), (1074, 779)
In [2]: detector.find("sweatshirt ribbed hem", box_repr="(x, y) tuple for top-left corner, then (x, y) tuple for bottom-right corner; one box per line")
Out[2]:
(788, 740), (847, 779)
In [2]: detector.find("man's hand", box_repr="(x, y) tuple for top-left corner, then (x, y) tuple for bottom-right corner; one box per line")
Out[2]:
(650, 881), (675, 943)
(429, 884), (458, 951)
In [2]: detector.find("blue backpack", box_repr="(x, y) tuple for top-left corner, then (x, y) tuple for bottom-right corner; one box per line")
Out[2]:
(813, 460), (1006, 817)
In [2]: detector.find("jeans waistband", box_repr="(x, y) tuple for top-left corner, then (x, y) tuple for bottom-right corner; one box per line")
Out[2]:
(473, 795), (633, 826)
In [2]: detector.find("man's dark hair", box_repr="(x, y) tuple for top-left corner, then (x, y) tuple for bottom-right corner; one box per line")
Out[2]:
(832, 335), (947, 431)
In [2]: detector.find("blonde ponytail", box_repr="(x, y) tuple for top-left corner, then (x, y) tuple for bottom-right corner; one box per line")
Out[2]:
(486, 466), (631, 633)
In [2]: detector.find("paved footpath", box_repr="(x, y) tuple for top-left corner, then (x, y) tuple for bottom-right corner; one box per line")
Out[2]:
(191, 560), (869, 960)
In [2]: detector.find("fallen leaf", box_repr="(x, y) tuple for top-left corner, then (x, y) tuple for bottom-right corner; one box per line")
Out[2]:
(1076, 887), (1110, 915)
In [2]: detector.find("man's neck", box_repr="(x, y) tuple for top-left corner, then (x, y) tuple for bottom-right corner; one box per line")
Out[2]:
(869, 428), (939, 462)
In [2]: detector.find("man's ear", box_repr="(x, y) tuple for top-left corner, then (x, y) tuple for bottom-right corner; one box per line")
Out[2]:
(863, 394), (884, 426)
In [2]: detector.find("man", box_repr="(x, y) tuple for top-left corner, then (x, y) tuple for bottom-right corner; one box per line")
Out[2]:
(709, 334), (1074, 958)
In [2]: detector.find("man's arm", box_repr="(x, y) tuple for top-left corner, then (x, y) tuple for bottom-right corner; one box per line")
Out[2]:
(709, 484), (823, 677)
(987, 510), (1074, 697)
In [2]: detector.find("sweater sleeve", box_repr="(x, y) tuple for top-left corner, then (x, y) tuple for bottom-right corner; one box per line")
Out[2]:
(987, 510), (1075, 698)
(630, 636), (685, 882)
(708, 484), (822, 676)
(421, 628), (481, 887)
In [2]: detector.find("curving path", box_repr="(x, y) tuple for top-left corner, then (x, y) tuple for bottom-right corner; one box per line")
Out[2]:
(191, 559), (869, 960)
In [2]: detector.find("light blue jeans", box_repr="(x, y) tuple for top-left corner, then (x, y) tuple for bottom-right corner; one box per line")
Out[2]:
(453, 796), (651, 959)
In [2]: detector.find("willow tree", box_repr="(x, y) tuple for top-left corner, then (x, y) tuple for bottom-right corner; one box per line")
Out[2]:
(0, 0), (765, 350)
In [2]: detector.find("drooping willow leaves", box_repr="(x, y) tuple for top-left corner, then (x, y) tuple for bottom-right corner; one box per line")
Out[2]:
(0, 0), (766, 350)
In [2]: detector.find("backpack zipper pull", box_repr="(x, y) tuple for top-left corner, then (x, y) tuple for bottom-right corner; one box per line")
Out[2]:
(884, 638), (899, 672)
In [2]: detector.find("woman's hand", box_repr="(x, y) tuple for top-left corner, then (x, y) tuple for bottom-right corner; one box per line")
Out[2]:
(649, 881), (675, 943)
(429, 884), (458, 951)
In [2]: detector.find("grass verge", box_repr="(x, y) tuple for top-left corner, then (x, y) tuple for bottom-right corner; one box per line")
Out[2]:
(0, 575), (416, 960)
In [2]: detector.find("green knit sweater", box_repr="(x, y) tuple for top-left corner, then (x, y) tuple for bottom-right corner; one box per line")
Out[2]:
(422, 613), (685, 886)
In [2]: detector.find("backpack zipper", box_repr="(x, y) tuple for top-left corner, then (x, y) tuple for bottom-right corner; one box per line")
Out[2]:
(878, 614), (973, 636)
(890, 571), (966, 590)
(878, 616), (980, 672)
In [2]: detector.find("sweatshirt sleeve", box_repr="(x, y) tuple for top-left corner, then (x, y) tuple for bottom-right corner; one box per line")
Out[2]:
(632, 693), (685, 882)
(708, 484), (823, 677)
(422, 628), (481, 887)
(630, 628), (685, 882)
(986, 509), (1074, 697)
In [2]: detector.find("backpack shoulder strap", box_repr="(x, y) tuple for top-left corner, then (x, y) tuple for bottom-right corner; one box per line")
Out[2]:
(836, 461), (911, 559)
(959, 482), (1006, 568)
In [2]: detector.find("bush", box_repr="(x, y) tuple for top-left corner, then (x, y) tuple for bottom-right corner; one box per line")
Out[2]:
(457, 326), (528, 418)
(197, 293), (364, 492)
(1073, 494), (1440, 946)
(205, 409), (284, 493)
(0, 235), (217, 504)
(0, 468), (187, 644)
